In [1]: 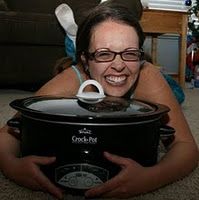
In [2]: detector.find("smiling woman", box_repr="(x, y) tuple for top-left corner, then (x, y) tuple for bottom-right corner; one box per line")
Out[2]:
(0, 2), (198, 200)
(80, 18), (143, 97)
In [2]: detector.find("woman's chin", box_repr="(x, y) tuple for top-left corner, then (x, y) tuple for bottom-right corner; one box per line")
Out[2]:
(105, 90), (126, 97)
(103, 81), (131, 97)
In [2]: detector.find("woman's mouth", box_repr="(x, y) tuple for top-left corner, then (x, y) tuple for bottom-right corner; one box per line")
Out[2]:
(105, 75), (127, 85)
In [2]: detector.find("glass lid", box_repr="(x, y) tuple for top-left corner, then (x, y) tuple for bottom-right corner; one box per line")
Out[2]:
(25, 96), (157, 118)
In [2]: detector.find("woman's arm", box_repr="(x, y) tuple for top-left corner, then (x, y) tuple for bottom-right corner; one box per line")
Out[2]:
(0, 66), (85, 198)
(85, 63), (199, 198)
(36, 66), (85, 96)
(0, 126), (21, 169)
(0, 66), (82, 163)
(138, 63), (199, 189)
(0, 125), (63, 198)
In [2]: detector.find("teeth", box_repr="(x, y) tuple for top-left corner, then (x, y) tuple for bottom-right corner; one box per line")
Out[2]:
(106, 76), (126, 84)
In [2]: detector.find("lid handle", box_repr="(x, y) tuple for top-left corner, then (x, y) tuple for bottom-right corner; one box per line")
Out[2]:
(76, 80), (105, 102)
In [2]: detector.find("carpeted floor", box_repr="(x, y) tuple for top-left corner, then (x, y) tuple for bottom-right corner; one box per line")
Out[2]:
(0, 88), (199, 200)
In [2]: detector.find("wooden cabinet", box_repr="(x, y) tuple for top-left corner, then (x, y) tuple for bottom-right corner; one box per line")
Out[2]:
(140, 9), (188, 87)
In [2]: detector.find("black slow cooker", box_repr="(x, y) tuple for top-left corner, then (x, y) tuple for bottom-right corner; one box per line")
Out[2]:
(7, 79), (175, 192)
(7, 94), (175, 192)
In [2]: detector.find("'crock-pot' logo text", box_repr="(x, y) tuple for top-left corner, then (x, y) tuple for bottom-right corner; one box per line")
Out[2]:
(72, 135), (97, 144)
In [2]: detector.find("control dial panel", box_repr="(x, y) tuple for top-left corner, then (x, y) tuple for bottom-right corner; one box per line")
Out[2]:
(55, 163), (109, 189)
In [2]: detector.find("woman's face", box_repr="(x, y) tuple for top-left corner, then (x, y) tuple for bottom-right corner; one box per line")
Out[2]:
(85, 20), (141, 97)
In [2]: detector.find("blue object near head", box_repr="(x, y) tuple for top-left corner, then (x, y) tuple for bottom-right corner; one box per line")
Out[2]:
(162, 73), (185, 104)
(65, 35), (76, 64)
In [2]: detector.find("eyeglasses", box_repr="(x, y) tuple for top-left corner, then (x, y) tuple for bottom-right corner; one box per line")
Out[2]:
(86, 48), (144, 62)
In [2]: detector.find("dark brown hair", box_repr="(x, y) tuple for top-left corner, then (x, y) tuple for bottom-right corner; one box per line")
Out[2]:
(54, 2), (145, 75)
(76, 3), (145, 66)
(101, 0), (143, 20)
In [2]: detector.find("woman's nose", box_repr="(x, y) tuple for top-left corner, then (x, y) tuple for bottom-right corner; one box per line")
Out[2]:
(110, 55), (126, 71)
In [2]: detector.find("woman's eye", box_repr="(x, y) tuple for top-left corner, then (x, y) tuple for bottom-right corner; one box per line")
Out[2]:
(97, 52), (111, 57)
(124, 51), (138, 58)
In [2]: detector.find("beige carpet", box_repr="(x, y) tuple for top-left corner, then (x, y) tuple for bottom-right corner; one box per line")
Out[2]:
(0, 88), (199, 200)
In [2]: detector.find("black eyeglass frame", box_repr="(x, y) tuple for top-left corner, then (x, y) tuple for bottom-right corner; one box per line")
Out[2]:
(85, 48), (144, 63)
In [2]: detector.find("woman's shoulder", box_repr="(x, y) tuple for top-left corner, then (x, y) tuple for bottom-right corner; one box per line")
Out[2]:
(140, 61), (161, 76)
(137, 61), (163, 85)
(36, 65), (87, 97)
(135, 62), (170, 100)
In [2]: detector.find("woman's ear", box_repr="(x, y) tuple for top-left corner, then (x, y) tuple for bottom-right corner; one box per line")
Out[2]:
(81, 53), (87, 64)
(81, 53), (89, 72)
